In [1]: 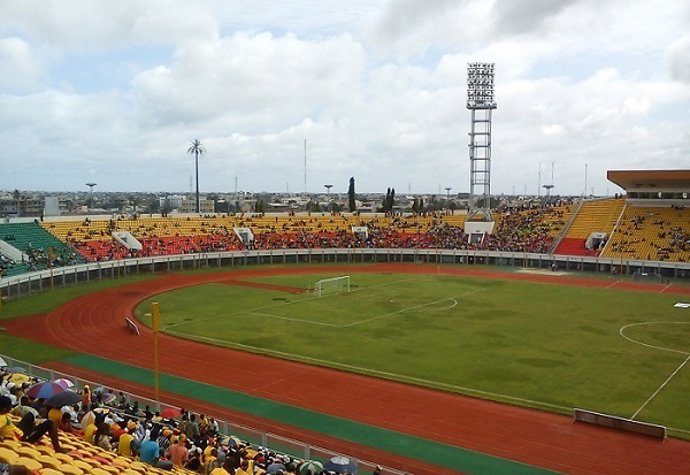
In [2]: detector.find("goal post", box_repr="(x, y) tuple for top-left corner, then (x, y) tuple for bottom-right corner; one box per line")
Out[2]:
(314, 276), (351, 297)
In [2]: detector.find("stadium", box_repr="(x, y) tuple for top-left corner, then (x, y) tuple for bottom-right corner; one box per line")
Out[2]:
(3, 168), (690, 474)
(2, 2), (690, 473)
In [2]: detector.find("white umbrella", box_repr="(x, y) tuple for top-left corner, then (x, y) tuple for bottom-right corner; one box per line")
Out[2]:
(0, 356), (7, 367)
(53, 378), (74, 389)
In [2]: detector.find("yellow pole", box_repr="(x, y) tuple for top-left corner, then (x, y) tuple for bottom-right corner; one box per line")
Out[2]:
(152, 302), (160, 404)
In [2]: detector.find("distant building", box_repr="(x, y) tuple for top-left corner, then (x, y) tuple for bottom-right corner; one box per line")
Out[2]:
(0, 196), (45, 217)
(180, 198), (214, 214)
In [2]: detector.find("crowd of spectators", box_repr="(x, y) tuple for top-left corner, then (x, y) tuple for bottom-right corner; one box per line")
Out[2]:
(1, 367), (372, 474)
(2, 206), (571, 270)
(608, 209), (690, 262)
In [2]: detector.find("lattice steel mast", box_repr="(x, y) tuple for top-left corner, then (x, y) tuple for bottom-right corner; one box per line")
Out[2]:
(466, 63), (497, 221)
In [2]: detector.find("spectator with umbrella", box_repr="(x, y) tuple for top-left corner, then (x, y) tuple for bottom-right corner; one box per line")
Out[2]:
(324, 456), (358, 474)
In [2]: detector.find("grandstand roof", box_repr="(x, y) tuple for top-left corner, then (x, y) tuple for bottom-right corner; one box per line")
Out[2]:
(607, 169), (690, 191)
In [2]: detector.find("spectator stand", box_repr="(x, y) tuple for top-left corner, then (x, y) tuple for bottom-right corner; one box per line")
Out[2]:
(1, 354), (407, 475)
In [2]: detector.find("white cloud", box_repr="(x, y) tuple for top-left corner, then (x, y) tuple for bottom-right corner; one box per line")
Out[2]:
(0, 0), (689, 195)
(0, 37), (43, 92)
(668, 35), (690, 84)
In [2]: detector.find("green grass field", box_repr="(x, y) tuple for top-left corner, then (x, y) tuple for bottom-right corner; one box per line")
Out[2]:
(133, 269), (690, 436)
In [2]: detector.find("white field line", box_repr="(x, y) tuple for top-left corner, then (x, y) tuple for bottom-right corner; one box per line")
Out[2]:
(164, 275), (436, 331)
(247, 311), (340, 327)
(619, 322), (690, 356)
(659, 283), (673, 294)
(166, 331), (572, 412)
(605, 279), (623, 289)
(631, 354), (690, 420)
(619, 321), (690, 419)
(340, 290), (484, 328)
(247, 296), (461, 328)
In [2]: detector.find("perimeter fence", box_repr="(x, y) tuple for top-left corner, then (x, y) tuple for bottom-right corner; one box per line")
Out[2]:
(3, 247), (690, 300)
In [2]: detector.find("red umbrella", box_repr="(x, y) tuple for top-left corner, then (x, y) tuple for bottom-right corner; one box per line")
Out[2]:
(160, 407), (182, 419)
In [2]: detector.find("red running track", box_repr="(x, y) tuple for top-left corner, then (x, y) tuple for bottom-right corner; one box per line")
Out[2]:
(5, 263), (690, 475)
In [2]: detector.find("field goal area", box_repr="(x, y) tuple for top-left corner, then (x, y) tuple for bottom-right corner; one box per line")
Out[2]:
(314, 275), (351, 298)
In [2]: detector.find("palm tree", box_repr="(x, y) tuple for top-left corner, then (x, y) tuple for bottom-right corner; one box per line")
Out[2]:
(187, 139), (205, 213)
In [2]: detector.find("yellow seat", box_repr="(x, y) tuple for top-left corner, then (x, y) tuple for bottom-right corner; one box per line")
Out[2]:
(53, 452), (75, 463)
(82, 457), (102, 467)
(0, 447), (19, 464)
(60, 465), (85, 475)
(14, 445), (42, 459)
(71, 459), (94, 472)
(0, 440), (22, 450)
(99, 466), (120, 474)
(34, 444), (55, 455)
(91, 468), (113, 475)
(39, 469), (63, 475)
(129, 461), (148, 471)
(38, 454), (63, 469)
(14, 456), (43, 471)
(112, 457), (132, 468)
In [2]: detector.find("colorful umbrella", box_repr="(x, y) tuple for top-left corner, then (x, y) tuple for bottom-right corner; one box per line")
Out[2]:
(221, 435), (242, 447)
(27, 381), (65, 399)
(267, 463), (285, 475)
(53, 378), (74, 389)
(323, 456), (357, 474)
(160, 407), (182, 419)
(299, 460), (324, 475)
(8, 373), (30, 385)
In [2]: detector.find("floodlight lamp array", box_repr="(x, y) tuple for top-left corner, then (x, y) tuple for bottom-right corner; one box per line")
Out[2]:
(467, 62), (496, 109)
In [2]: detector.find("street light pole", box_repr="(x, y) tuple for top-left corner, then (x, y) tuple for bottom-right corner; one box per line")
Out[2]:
(324, 184), (333, 211)
(86, 183), (97, 210)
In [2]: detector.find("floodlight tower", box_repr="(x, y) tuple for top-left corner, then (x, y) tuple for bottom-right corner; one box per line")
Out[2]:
(466, 62), (497, 222)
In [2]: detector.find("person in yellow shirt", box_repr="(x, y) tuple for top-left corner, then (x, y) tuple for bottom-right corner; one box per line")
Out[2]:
(118, 429), (141, 457)
(47, 406), (62, 426)
(0, 396), (62, 451)
(83, 421), (97, 444)
(235, 459), (253, 475)
(210, 460), (234, 475)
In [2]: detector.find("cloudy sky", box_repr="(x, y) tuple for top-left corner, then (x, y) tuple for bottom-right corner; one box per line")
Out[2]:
(1, 0), (689, 196)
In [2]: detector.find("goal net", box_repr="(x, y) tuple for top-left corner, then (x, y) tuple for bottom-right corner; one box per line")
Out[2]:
(314, 276), (351, 297)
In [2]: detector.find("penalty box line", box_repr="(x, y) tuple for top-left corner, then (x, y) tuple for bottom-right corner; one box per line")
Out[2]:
(631, 353), (690, 420)
(245, 288), (484, 328)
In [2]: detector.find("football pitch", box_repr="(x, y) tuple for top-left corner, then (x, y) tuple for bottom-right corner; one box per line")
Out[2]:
(135, 269), (690, 435)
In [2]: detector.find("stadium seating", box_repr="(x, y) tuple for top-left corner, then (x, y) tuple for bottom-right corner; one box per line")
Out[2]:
(0, 222), (83, 273)
(554, 198), (625, 256)
(0, 200), (676, 273)
(601, 205), (690, 262)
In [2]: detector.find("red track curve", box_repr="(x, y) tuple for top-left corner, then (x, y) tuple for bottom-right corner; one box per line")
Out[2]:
(5, 263), (690, 475)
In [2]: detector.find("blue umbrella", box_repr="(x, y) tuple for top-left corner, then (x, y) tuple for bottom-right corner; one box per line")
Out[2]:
(324, 456), (357, 474)
(27, 381), (65, 399)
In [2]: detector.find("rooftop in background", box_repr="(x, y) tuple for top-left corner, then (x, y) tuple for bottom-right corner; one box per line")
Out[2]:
(607, 170), (690, 191)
